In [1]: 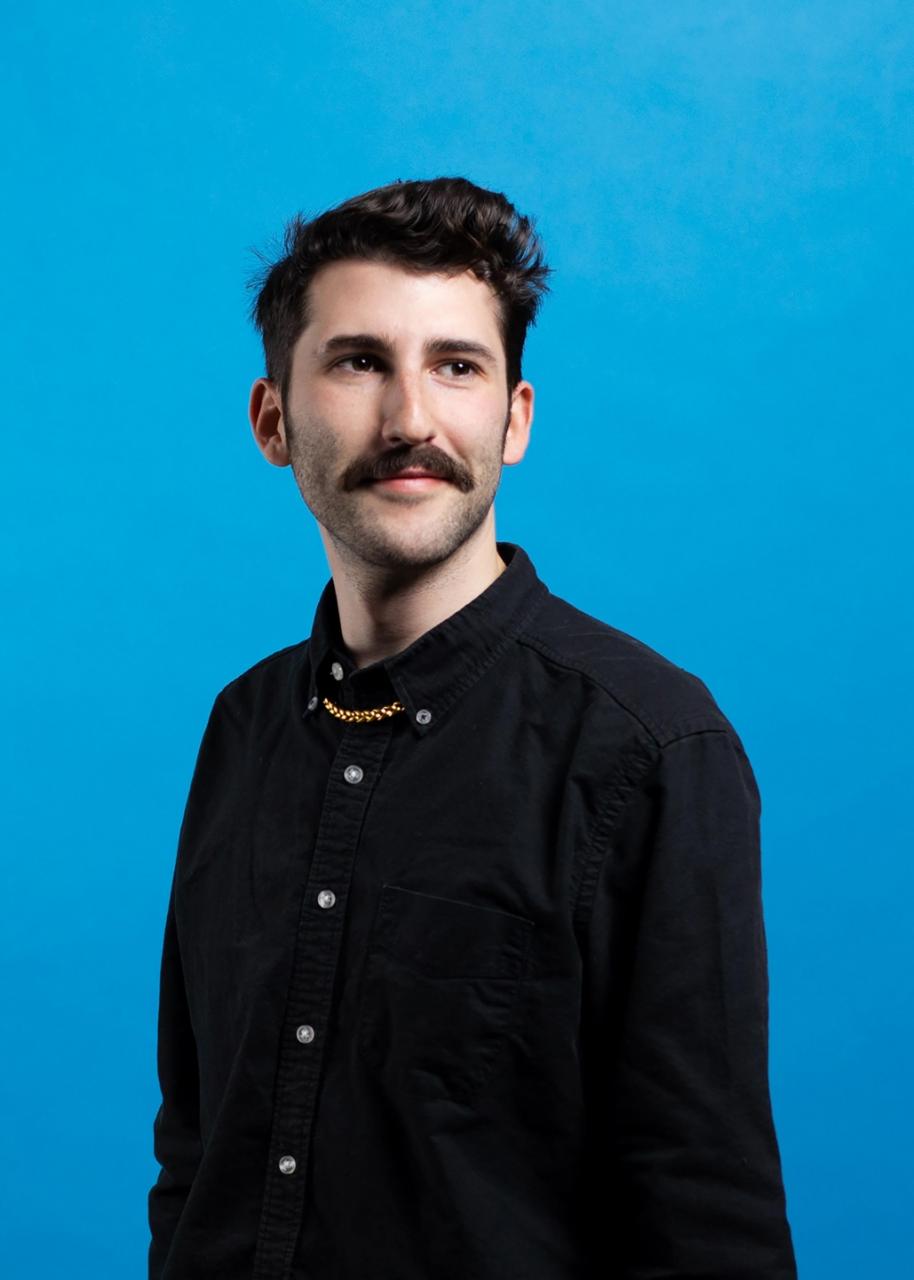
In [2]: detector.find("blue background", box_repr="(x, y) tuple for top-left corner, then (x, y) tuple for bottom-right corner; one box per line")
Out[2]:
(2, 3), (911, 1275)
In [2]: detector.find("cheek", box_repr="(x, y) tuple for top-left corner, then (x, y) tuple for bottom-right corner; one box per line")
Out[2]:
(287, 415), (339, 477)
(436, 387), (506, 434)
(291, 395), (364, 453)
(297, 376), (376, 422)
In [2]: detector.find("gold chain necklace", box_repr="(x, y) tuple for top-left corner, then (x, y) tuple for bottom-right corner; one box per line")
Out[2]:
(322, 695), (406, 723)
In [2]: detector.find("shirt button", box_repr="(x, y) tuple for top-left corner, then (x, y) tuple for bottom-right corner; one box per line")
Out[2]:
(278, 1155), (296, 1175)
(296, 1024), (315, 1044)
(317, 889), (336, 909)
(416, 708), (432, 725)
(331, 662), (344, 681)
(307, 695), (318, 711)
(343, 764), (364, 784)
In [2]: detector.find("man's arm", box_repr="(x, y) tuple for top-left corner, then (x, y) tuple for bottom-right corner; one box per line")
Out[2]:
(147, 693), (235, 1277)
(148, 873), (202, 1279)
(580, 726), (797, 1277)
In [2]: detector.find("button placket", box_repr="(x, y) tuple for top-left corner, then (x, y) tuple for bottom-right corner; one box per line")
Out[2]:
(253, 724), (393, 1280)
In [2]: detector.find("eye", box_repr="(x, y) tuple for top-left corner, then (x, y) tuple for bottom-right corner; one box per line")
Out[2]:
(333, 354), (384, 373)
(439, 360), (478, 378)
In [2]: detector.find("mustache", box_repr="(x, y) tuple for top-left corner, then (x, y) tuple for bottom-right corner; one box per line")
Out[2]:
(346, 447), (474, 492)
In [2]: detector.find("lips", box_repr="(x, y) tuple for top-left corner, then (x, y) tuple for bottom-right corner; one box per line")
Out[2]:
(367, 471), (446, 483)
(381, 470), (441, 479)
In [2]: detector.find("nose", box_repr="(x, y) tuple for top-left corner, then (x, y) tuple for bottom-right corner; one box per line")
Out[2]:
(379, 366), (435, 445)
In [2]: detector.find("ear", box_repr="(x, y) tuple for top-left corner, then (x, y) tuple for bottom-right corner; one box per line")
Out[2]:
(249, 378), (291, 467)
(502, 380), (534, 466)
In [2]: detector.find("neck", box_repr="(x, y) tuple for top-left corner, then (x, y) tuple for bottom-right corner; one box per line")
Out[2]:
(320, 524), (507, 670)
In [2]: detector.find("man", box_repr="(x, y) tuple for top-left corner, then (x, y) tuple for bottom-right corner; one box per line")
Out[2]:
(148, 176), (797, 1279)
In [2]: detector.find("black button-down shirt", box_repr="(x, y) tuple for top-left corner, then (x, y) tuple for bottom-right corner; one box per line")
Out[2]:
(148, 540), (797, 1279)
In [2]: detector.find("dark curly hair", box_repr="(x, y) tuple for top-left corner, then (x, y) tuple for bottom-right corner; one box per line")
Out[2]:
(247, 176), (552, 403)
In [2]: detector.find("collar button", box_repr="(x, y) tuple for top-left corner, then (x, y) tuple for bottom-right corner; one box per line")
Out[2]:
(415, 708), (432, 726)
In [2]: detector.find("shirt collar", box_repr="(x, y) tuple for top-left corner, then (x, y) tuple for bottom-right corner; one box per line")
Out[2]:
(302, 541), (550, 737)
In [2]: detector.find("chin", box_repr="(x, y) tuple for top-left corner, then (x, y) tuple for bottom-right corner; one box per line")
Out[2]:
(371, 540), (455, 569)
(352, 524), (472, 570)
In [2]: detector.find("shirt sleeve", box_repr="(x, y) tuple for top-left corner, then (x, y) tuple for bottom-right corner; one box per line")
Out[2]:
(147, 693), (233, 1278)
(147, 870), (203, 1279)
(580, 727), (797, 1278)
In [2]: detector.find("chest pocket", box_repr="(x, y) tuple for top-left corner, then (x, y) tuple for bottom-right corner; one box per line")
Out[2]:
(357, 884), (535, 1104)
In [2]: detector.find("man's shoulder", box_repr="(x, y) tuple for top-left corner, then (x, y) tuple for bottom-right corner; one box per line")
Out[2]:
(520, 587), (737, 746)
(208, 638), (309, 727)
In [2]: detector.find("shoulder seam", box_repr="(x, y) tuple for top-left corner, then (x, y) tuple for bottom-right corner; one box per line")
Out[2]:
(570, 724), (747, 946)
(569, 737), (658, 926)
(218, 639), (308, 698)
(516, 630), (661, 743)
(663, 726), (731, 746)
(515, 629), (727, 746)
(211, 639), (309, 732)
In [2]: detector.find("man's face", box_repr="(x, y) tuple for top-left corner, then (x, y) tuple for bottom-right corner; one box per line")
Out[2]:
(264, 258), (533, 571)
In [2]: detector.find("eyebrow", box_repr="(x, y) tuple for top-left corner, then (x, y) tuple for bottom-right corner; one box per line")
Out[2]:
(316, 333), (499, 367)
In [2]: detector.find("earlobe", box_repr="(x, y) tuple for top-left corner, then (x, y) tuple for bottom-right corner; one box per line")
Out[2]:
(248, 378), (291, 468)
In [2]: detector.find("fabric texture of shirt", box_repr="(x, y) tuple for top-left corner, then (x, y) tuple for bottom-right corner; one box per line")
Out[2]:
(148, 539), (797, 1279)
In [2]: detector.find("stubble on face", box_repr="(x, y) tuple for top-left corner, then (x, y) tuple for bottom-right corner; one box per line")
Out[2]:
(283, 400), (511, 573)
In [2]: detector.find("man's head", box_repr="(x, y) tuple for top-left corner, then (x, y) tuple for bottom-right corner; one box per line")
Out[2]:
(247, 177), (551, 572)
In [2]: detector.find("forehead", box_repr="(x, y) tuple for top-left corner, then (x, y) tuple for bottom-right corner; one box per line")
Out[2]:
(300, 259), (504, 352)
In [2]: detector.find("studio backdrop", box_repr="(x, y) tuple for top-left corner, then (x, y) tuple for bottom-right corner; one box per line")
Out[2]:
(2, 3), (911, 1277)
